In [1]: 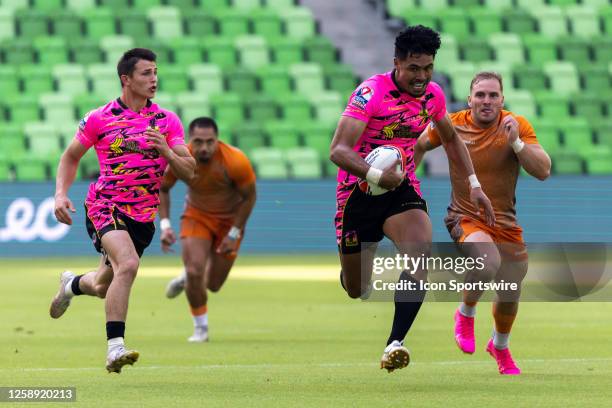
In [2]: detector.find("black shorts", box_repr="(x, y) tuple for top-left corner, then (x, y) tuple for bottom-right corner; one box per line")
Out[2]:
(85, 206), (155, 262)
(337, 180), (428, 254)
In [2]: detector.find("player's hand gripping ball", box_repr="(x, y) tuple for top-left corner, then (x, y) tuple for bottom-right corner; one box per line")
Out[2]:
(358, 145), (406, 195)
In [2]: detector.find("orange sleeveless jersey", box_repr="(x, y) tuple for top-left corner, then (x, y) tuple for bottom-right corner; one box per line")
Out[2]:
(426, 110), (539, 229)
(164, 141), (256, 220)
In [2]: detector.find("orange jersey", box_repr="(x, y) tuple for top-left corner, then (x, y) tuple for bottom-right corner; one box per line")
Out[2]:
(426, 110), (538, 229)
(164, 141), (256, 219)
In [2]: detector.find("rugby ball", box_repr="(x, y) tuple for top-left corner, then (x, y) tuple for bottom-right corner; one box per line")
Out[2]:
(358, 145), (406, 196)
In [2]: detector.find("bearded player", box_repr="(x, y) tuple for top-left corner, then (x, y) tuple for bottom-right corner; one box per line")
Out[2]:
(330, 26), (495, 373)
(160, 117), (256, 342)
(415, 71), (551, 374)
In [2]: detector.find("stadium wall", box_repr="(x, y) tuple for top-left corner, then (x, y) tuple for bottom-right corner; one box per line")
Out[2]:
(1, 177), (611, 257)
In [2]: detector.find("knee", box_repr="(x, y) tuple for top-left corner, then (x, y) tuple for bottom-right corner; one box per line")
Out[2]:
(94, 283), (109, 299)
(208, 281), (222, 293)
(116, 257), (139, 279)
(185, 265), (205, 287)
(469, 255), (501, 282)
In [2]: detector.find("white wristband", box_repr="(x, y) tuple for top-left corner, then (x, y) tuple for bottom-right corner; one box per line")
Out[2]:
(511, 138), (525, 153)
(228, 226), (241, 240)
(160, 218), (171, 231)
(468, 174), (481, 189)
(365, 166), (383, 185)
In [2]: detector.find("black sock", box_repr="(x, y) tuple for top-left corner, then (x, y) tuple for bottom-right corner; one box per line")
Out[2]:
(106, 321), (125, 340)
(386, 272), (427, 345)
(71, 275), (83, 296)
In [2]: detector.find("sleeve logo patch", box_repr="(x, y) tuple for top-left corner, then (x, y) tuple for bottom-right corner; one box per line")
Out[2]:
(351, 86), (374, 109)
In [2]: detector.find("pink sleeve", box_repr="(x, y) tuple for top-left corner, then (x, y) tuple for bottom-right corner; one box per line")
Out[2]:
(430, 82), (447, 122)
(164, 111), (185, 148)
(75, 110), (99, 148)
(341, 79), (382, 123)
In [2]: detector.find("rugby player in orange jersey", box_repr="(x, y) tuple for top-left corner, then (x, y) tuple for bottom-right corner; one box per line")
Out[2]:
(414, 72), (551, 375)
(158, 117), (257, 342)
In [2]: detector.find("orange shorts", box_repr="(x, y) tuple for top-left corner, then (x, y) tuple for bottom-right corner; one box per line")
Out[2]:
(180, 206), (243, 260)
(445, 215), (527, 261)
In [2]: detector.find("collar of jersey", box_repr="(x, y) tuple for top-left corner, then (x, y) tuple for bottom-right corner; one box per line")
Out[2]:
(390, 69), (423, 100)
(116, 97), (153, 115)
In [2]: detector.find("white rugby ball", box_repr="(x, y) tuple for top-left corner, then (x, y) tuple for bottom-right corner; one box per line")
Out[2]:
(358, 145), (406, 196)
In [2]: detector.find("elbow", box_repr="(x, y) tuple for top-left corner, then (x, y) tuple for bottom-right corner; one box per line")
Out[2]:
(536, 168), (551, 181)
(329, 146), (341, 165)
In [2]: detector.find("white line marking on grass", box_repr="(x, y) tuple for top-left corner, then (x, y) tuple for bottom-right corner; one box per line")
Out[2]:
(6, 358), (612, 373)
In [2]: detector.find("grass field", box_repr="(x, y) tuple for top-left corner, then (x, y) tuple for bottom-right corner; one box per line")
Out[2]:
(1, 255), (612, 407)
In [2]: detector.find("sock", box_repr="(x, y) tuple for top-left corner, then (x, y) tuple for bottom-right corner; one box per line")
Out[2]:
(492, 329), (510, 350)
(107, 337), (125, 353)
(190, 305), (208, 328)
(386, 271), (427, 345)
(66, 275), (83, 297)
(106, 321), (126, 341)
(459, 302), (477, 317)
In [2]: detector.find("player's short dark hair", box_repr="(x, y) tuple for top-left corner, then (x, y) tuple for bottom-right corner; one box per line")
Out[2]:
(395, 25), (441, 60)
(117, 48), (157, 87)
(470, 71), (504, 92)
(189, 117), (218, 136)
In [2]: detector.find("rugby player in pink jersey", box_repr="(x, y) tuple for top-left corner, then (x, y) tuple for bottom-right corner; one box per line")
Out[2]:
(49, 48), (195, 373)
(330, 26), (495, 372)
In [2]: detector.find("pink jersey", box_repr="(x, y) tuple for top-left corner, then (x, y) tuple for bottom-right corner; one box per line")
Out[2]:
(76, 98), (185, 225)
(339, 70), (447, 195)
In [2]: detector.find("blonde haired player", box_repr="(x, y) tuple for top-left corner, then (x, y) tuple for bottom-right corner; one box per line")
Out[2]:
(159, 117), (256, 342)
(415, 71), (551, 374)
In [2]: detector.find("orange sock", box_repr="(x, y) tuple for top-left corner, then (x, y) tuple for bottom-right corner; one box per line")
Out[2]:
(492, 303), (517, 333)
(190, 305), (208, 317)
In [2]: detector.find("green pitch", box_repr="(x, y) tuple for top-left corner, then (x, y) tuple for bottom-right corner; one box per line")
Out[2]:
(1, 256), (611, 407)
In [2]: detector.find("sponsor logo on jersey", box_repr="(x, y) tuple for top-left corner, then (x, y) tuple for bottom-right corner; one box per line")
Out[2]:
(351, 86), (374, 109)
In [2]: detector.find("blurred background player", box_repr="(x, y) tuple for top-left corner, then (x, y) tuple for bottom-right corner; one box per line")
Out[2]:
(159, 117), (257, 343)
(50, 48), (195, 373)
(414, 71), (551, 375)
(330, 25), (495, 373)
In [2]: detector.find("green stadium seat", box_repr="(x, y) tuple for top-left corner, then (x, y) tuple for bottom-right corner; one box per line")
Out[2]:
(176, 92), (211, 126)
(118, 10), (149, 38)
(269, 37), (304, 65)
(489, 33), (525, 65)
(460, 38), (492, 63)
(477, 61), (512, 84)
(1, 0), (29, 11)
(211, 93), (245, 127)
(265, 120), (301, 150)
(523, 35), (557, 67)
(80, 148), (100, 179)
(247, 95), (279, 122)
(236, 35), (270, 69)
(503, 9), (537, 35)
(469, 8), (503, 38)
(197, 0), (230, 11)
(552, 152), (583, 174)
(40, 93), (75, 125)
(188, 64), (223, 95)
(57, 123), (77, 147)
(215, 9), (250, 38)
(544, 61), (579, 95)
(265, 0), (295, 11)
(580, 66), (611, 92)
(158, 65), (189, 94)
(281, 6), (316, 39)
(593, 118), (612, 147)
(435, 34), (459, 68)
(20, 66), (53, 96)
(513, 65), (547, 90)
(401, 9), (437, 30)
(566, 5), (600, 38)
(0, 160), (12, 181)
(34, 37), (68, 65)
(82, 8), (116, 40)
(325, 64), (358, 97)
(225, 67), (258, 96)
(0, 102), (7, 124)
(0, 130), (26, 161)
(548, 0), (580, 7)
(184, 10), (217, 36)
(30, 0), (60, 11)
(234, 123), (267, 154)
(152, 93), (178, 113)
(290, 63), (324, 94)
(15, 9), (48, 39)
(304, 36), (337, 68)
(70, 38), (103, 65)
(585, 148), (612, 175)
(233, 0), (262, 10)
(531, 119), (562, 152)
(313, 92), (342, 124)
(134, 38), (172, 65)
(1, 38), (35, 65)
(0, 64), (19, 99)
(287, 147), (322, 179)
(250, 147), (288, 179)
(74, 93), (106, 118)
(324, 159), (337, 178)
(591, 36), (612, 67)
(558, 37), (592, 69)
(602, 7), (612, 35)
(165, 0), (196, 11)
(203, 37), (238, 68)
(438, 9), (470, 38)
(251, 8), (283, 40)
(559, 118), (594, 155)
(100, 35), (134, 64)
(454, 0), (481, 7)
(66, 0), (96, 10)
(300, 122), (334, 158)
(483, 0), (513, 9)
(445, 62), (476, 101)
(88, 64), (119, 100)
(257, 64), (292, 95)
(0, 9), (15, 42)
(99, 0), (131, 8)
(581, 0), (609, 7)
(50, 10), (82, 38)
(148, 6), (183, 39)
(419, 0), (447, 10)
(10, 95), (40, 124)
(516, 0), (546, 8)
(534, 91), (570, 118)
(502, 89), (537, 120)
(53, 64), (87, 96)
(572, 93), (605, 121)
(15, 162), (48, 181)
(279, 93), (312, 122)
(385, 0), (417, 17)
(24, 122), (61, 158)
(168, 37), (203, 65)
(531, 6), (568, 38)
